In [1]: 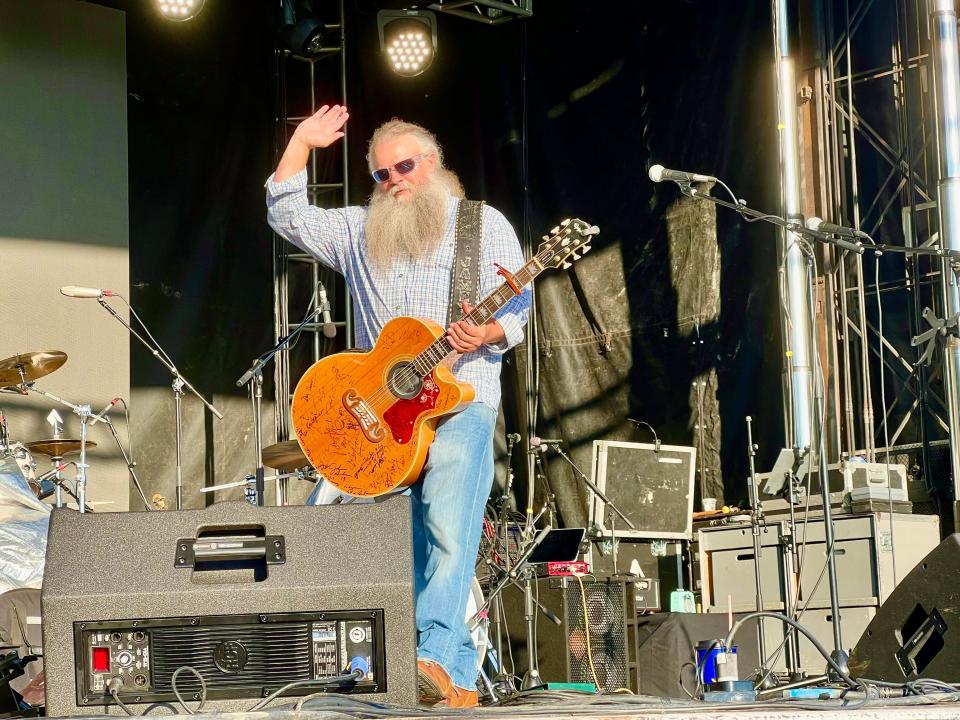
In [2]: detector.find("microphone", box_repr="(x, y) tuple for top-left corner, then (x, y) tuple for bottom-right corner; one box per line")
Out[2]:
(529, 437), (562, 453)
(648, 164), (717, 185)
(317, 281), (337, 339)
(60, 285), (115, 299)
(91, 397), (120, 424)
(805, 217), (869, 239)
(800, 218), (865, 254)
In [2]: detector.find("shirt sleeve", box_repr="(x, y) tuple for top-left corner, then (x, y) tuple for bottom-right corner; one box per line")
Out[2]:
(479, 205), (531, 355)
(265, 169), (357, 273)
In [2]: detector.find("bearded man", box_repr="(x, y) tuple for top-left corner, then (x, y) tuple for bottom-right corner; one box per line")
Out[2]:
(266, 105), (530, 708)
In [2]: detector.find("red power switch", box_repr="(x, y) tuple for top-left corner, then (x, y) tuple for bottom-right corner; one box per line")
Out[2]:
(92, 646), (110, 673)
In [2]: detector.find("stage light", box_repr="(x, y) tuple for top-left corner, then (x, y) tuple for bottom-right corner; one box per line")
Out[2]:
(278, 0), (333, 58)
(378, 10), (437, 77)
(279, 17), (328, 57)
(156, 0), (204, 22)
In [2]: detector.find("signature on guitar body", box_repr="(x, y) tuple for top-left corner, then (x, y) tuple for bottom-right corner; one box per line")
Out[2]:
(291, 218), (598, 497)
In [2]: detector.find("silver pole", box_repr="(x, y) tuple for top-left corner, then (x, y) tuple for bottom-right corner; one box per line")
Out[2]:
(774, 0), (813, 452)
(931, 0), (960, 529)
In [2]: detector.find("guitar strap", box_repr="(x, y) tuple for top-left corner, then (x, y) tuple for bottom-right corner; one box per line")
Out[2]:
(447, 198), (485, 327)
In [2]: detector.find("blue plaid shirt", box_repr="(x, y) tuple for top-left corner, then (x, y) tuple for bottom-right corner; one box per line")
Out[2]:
(266, 169), (530, 411)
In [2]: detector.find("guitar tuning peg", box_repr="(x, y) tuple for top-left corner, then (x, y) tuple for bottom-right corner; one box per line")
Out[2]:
(561, 218), (571, 227)
(561, 261), (572, 269)
(582, 244), (592, 253)
(542, 235), (549, 241)
(571, 252), (581, 260)
(550, 226), (560, 235)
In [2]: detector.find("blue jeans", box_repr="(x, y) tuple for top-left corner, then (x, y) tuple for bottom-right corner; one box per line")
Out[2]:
(412, 402), (496, 690)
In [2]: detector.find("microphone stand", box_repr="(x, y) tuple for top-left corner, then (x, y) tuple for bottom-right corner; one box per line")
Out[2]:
(670, 180), (868, 673)
(96, 297), (222, 510)
(103, 414), (151, 511)
(235, 303), (325, 506)
(675, 178), (960, 673)
(472, 524), (558, 690)
(545, 440), (635, 576)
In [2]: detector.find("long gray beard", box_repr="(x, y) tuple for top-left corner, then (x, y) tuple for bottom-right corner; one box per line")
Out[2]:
(365, 176), (450, 270)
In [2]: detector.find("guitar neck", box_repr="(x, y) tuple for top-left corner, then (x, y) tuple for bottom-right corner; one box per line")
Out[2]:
(414, 255), (544, 373)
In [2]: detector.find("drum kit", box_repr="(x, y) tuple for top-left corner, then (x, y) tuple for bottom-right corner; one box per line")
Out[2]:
(0, 350), (148, 512)
(200, 439), (324, 503)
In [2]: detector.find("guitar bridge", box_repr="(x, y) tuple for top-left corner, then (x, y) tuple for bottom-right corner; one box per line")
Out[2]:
(343, 389), (386, 442)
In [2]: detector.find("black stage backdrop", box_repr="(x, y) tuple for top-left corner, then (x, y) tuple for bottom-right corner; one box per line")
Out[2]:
(99, 0), (785, 516)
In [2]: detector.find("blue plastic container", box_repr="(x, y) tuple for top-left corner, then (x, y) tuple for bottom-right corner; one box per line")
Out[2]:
(695, 641), (737, 684)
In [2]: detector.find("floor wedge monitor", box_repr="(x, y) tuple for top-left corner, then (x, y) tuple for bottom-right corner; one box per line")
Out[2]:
(849, 533), (960, 683)
(41, 498), (417, 716)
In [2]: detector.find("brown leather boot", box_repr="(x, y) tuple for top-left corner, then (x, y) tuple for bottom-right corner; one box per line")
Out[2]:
(417, 659), (451, 704)
(416, 659), (479, 708)
(442, 684), (479, 709)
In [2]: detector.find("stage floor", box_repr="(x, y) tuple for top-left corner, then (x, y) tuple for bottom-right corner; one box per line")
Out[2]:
(50, 696), (960, 720)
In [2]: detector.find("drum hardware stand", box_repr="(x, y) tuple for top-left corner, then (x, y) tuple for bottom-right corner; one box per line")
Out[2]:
(48, 410), (65, 508)
(200, 469), (313, 505)
(471, 524), (555, 690)
(236, 297), (327, 506)
(487, 433), (521, 695)
(18, 380), (114, 513)
(95, 296), (222, 510)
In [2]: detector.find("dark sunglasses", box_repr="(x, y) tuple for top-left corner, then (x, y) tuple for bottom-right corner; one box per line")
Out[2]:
(371, 153), (430, 183)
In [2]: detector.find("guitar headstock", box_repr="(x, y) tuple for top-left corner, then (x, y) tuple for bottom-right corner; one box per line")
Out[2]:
(537, 218), (599, 269)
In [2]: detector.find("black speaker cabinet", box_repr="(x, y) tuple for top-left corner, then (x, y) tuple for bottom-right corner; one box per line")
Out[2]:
(41, 498), (417, 716)
(499, 576), (638, 691)
(850, 533), (960, 682)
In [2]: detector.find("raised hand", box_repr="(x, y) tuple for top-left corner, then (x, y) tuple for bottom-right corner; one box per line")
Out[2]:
(274, 104), (348, 181)
(292, 104), (349, 150)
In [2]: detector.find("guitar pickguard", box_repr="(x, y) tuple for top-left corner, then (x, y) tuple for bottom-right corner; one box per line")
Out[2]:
(383, 372), (440, 444)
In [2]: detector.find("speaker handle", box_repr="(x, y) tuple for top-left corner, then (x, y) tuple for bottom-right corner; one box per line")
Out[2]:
(174, 535), (286, 569)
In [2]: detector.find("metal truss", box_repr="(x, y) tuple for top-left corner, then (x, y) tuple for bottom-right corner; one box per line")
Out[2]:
(271, 0), (351, 501)
(428, 0), (532, 25)
(808, 0), (947, 499)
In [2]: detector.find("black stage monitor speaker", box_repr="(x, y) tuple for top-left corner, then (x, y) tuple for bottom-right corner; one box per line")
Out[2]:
(41, 498), (417, 716)
(850, 533), (960, 682)
(500, 576), (638, 692)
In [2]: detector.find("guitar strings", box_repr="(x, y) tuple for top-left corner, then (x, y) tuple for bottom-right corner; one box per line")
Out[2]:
(357, 235), (573, 413)
(362, 285), (515, 410)
(362, 243), (563, 410)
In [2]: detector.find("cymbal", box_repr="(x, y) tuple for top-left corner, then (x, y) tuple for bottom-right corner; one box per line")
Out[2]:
(26, 438), (97, 456)
(262, 440), (310, 471)
(0, 351), (67, 386)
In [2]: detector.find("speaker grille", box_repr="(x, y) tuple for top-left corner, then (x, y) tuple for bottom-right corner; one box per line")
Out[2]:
(564, 581), (628, 691)
(152, 622), (312, 690)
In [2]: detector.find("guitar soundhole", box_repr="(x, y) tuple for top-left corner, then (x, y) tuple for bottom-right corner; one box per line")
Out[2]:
(387, 361), (423, 399)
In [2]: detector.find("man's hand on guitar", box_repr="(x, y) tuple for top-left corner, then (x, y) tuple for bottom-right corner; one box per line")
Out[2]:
(446, 301), (506, 354)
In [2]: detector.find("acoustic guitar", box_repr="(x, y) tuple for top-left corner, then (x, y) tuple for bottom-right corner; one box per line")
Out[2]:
(291, 218), (598, 497)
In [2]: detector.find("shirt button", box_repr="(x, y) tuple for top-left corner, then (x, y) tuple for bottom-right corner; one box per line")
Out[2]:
(394, 305), (401, 311)
(398, 273), (404, 278)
